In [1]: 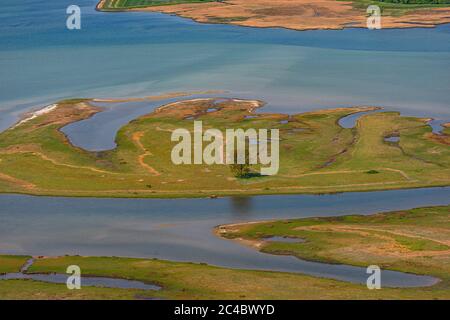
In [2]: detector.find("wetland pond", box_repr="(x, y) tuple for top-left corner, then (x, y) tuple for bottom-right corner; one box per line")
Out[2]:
(0, 258), (161, 291)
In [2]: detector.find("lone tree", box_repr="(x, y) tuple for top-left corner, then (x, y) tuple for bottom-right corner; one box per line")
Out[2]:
(230, 160), (251, 178)
(229, 140), (252, 178)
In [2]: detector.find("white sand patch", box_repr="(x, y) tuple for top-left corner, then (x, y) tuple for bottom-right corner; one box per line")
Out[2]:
(170, 98), (211, 105)
(232, 99), (261, 107)
(11, 104), (58, 129)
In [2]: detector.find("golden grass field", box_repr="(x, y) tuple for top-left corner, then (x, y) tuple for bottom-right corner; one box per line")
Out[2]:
(97, 0), (450, 31)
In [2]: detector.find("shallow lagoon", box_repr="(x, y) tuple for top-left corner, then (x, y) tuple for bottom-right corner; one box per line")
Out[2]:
(0, 258), (161, 290)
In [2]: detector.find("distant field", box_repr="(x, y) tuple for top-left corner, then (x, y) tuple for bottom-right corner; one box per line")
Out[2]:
(351, 0), (450, 15)
(96, 0), (450, 31)
(100, 0), (450, 11)
(372, 0), (450, 4)
(0, 97), (448, 198)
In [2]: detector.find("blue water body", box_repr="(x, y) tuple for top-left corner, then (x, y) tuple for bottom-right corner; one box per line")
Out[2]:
(338, 109), (384, 128)
(0, 187), (449, 286)
(0, 268), (161, 291)
(385, 136), (400, 143)
(61, 95), (229, 151)
(1, 0), (449, 132)
(428, 119), (448, 134)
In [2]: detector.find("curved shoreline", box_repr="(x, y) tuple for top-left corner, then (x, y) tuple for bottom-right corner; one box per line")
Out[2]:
(213, 206), (449, 288)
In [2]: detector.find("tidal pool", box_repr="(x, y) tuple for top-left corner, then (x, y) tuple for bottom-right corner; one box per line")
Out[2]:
(384, 136), (400, 143)
(263, 236), (305, 243)
(61, 94), (229, 151)
(338, 109), (384, 129)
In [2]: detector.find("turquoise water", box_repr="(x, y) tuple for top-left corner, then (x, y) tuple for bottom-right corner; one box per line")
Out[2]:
(1, 0), (449, 132)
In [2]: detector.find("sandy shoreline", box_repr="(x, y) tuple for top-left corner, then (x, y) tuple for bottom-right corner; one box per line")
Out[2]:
(10, 104), (59, 129)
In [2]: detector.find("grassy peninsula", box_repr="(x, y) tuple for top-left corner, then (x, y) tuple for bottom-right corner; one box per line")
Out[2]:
(0, 98), (448, 198)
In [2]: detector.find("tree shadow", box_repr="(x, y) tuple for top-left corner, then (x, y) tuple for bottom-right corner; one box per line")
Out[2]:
(238, 172), (262, 179)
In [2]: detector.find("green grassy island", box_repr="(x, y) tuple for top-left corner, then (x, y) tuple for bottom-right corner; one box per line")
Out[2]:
(0, 97), (448, 198)
(99, 0), (217, 11)
(217, 205), (450, 280)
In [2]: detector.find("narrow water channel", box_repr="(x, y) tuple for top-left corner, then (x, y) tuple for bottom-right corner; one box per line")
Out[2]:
(0, 258), (161, 291)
